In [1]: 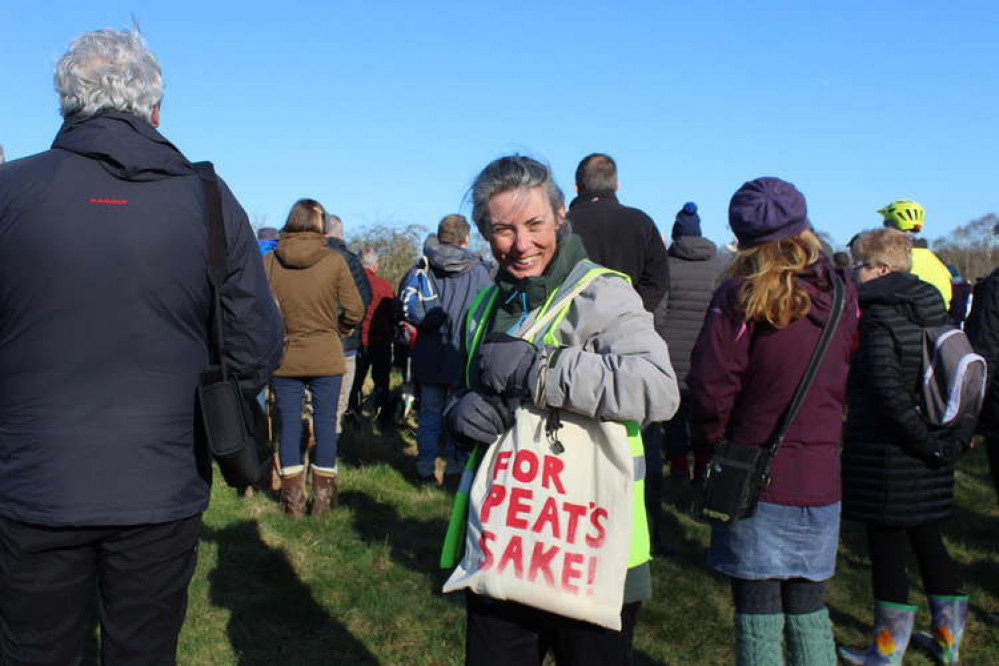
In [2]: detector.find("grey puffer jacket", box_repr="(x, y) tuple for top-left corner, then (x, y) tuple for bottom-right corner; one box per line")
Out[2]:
(654, 236), (728, 390)
(460, 242), (680, 605)
(513, 262), (681, 427)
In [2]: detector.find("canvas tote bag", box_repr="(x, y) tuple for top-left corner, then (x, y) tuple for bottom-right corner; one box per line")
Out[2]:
(442, 272), (635, 630)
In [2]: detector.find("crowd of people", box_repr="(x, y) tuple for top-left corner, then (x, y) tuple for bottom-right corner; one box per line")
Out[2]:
(0, 26), (997, 666)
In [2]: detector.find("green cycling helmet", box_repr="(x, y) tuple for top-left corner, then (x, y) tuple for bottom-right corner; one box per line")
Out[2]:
(879, 199), (925, 232)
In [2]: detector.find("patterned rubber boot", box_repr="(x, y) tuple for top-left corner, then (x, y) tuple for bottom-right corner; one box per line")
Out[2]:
(913, 594), (968, 664)
(735, 613), (785, 666)
(785, 608), (836, 666)
(838, 601), (917, 665)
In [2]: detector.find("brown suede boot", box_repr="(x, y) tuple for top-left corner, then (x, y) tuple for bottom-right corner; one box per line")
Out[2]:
(310, 467), (338, 517)
(279, 466), (307, 519)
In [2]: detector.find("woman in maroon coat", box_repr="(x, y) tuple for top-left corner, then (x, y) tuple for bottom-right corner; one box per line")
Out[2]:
(689, 177), (858, 665)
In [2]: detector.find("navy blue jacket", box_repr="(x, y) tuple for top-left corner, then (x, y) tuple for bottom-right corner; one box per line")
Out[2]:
(409, 244), (491, 386)
(326, 236), (371, 354)
(0, 112), (283, 526)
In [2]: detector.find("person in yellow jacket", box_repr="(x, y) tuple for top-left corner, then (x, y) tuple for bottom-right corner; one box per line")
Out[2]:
(879, 200), (952, 308)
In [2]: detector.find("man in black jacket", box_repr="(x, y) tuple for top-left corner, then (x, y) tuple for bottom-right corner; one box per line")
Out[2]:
(568, 153), (672, 552)
(0, 28), (283, 663)
(567, 153), (670, 312)
(325, 213), (371, 432)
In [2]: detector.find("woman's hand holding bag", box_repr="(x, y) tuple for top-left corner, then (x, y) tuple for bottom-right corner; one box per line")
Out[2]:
(477, 334), (540, 398)
(445, 391), (517, 449)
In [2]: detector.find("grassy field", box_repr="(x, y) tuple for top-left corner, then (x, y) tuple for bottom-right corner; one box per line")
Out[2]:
(177, 414), (999, 665)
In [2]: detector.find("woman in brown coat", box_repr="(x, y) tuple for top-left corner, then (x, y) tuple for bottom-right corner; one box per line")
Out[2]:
(265, 199), (364, 517)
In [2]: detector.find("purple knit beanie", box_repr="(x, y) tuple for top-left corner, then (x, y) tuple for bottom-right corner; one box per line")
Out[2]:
(728, 177), (810, 248)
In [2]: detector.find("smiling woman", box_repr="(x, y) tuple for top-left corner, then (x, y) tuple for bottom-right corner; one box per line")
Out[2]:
(483, 187), (562, 279)
(470, 155), (568, 280)
(442, 154), (680, 665)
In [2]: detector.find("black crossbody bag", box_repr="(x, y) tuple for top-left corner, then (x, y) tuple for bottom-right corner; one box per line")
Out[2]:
(193, 162), (270, 488)
(692, 273), (845, 526)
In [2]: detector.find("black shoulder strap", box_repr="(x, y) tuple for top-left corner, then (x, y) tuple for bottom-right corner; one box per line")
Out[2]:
(192, 161), (228, 379)
(764, 272), (846, 454)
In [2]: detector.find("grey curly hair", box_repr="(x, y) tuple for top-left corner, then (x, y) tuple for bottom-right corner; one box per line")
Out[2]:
(54, 28), (163, 123)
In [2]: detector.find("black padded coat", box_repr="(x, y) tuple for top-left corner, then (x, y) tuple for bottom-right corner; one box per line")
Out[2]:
(841, 271), (969, 525)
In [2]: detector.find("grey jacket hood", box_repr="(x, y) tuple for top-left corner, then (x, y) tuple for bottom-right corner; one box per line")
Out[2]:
(426, 243), (483, 275)
(668, 236), (717, 261)
(52, 112), (192, 182)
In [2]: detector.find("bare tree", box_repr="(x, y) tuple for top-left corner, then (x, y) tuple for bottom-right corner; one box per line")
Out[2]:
(932, 213), (998, 282)
(347, 223), (428, 287)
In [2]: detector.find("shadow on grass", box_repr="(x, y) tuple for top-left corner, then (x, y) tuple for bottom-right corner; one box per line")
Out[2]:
(657, 478), (718, 562)
(944, 505), (999, 551)
(634, 649), (666, 665)
(202, 521), (379, 665)
(827, 603), (870, 636)
(338, 416), (466, 495)
(340, 489), (454, 593)
(956, 443), (998, 490)
(955, 555), (999, 600)
(339, 416), (415, 472)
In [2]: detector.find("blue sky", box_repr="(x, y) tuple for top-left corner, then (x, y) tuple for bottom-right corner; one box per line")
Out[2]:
(2, 1), (996, 247)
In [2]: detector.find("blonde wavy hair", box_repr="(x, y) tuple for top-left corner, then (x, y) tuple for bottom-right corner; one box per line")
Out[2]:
(724, 229), (823, 329)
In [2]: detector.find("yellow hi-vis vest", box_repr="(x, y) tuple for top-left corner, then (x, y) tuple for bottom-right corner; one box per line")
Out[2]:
(911, 247), (953, 310)
(440, 261), (650, 571)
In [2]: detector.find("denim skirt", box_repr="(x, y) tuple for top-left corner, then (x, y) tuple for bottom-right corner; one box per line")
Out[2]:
(708, 501), (840, 581)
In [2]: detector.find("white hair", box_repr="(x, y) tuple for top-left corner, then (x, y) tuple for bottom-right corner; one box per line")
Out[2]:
(54, 28), (163, 123)
(361, 247), (379, 269)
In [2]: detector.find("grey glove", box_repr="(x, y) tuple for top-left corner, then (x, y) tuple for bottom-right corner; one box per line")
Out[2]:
(446, 391), (517, 449)
(478, 334), (539, 398)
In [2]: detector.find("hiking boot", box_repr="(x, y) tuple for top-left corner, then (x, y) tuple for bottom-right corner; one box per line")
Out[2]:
(913, 594), (968, 664)
(310, 466), (338, 517)
(838, 601), (916, 665)
(279, 466), (307, 519)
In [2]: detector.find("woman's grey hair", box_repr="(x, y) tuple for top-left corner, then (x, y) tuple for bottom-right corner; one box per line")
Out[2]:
(360, 247), (379, 269)
(54, 28), (163, 123)
(469, 155), (565, 238)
